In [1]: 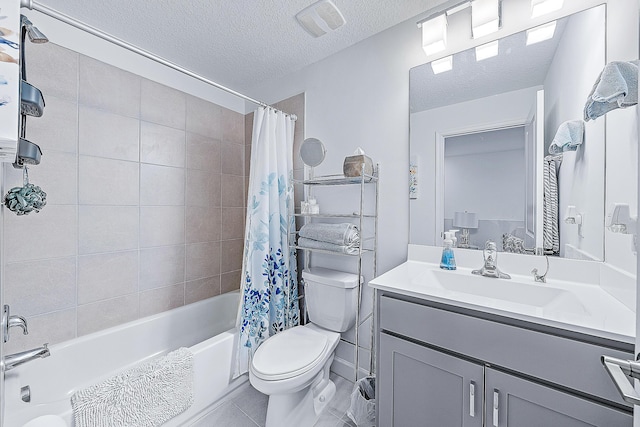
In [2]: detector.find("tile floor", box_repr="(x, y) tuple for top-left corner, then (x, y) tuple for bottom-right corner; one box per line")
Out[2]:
(191, 373), (357, 427)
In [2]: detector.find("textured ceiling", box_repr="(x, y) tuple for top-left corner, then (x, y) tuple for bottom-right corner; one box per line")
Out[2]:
(35, 0), (450, 93)
(410, 17), (568, 113)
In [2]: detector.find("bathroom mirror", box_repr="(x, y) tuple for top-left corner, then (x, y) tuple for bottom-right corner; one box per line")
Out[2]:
(409, 5), (608, 261)
(299, 137), (326, 167)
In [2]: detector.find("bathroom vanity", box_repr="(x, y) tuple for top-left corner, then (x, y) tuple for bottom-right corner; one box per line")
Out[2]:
(370, 246), (635, 426)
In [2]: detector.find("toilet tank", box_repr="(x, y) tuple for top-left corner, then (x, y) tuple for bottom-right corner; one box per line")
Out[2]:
(302, 267), (361, 333)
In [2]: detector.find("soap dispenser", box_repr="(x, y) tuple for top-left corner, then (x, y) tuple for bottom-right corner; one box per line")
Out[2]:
(440, 232), (457, 270)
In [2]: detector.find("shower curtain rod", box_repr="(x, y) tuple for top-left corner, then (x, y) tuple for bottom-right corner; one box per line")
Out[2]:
(20, 0), (297, 121)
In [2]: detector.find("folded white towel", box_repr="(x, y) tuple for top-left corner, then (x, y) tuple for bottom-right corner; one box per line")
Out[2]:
(299, 223), (360, 246)
(298, 237), (359, 255)
(584, 60), (639, 121)
(548, 120), (584, 154)
(71, 347), (194, 427)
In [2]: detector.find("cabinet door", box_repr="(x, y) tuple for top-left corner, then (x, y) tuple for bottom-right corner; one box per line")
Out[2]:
(378, 333), (483, 427)
(485, 368), (632, 427)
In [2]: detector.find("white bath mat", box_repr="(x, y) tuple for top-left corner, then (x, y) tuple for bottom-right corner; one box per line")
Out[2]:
(71, 347), (194, 427)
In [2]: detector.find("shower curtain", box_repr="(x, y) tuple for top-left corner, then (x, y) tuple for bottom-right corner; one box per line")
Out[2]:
(234, 107), (299, 377)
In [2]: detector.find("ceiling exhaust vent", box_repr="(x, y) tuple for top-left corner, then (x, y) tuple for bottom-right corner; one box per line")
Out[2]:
(296, 0), (346, 38)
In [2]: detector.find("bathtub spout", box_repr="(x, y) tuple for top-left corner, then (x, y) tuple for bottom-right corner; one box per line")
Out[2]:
(4, 343), (50, 371)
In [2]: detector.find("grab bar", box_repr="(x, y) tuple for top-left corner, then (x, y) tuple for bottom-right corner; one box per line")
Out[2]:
(601, 355), (640, 405)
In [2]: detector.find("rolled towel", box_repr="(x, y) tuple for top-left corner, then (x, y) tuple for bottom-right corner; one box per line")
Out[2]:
(584, 60), (639, 121)
(298, 237), (359, 255)
(548, 120), (584, 154)
(299, 223), (360, 246)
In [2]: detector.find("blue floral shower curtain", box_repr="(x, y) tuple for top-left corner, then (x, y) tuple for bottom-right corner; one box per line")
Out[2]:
(234, 107), (299, 377)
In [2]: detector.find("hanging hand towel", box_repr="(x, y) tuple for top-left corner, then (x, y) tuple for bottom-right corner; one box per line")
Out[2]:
(584, 60), (639, 121)
(548, 120), (584, 154)
(71, 347), (194, 427)
(298, 223), (360, 246)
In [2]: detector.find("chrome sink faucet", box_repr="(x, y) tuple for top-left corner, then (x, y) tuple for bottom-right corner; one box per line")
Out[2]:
(472, 240), (511, 279)
(532, 255), (550, 283)
(4, 344), (50, 371)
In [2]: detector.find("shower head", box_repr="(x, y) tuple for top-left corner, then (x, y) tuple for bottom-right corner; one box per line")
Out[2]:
(20, 15), (48, 43)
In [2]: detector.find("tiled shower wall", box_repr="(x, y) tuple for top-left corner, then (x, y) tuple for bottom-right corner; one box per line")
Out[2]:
(2, 43), (246, 353)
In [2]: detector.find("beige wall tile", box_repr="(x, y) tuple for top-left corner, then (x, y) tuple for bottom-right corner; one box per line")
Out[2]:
(139, 284), (185, 317)
(222, 208), (245, 240)
(186, 133), (221, 171)
(186, 206), (221, 243)
(78, 251), (138, 305)
(79, 206), (139, 254)
(186, 95), (222, 139)
(4, 150), (77, 205)
(222, 108), (244, 144)
(28, 42), (78, 102)
(77, 294), (139, 336)
(221, 141), (244, 176)
(221, 239), (243, 274)
(140, 164), (185, 206)
(4, 257), (76, 316)
(186, 242), (221, 281)
(28, 95), (78, 153)
(3, 309), (76, 354)
(140, 122), (186, 168)
(79, 156), (139, 205)
(4, 206), (77, 263)
(79, 56), (140, 118)
(186, 169), (220, 207)
(185, 276), (221, 304)
(79, 107), (140, 161)
(221, 174), (245, 207)
(141, 80), (186, 130)
(221, 270), (242, 294)
(140, 245), (185, 290)
(244, 112), (254, 145)
(140, 206), (185, 248)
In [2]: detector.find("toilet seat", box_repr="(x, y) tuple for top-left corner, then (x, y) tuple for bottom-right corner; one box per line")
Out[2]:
(252, 326), (330, 381)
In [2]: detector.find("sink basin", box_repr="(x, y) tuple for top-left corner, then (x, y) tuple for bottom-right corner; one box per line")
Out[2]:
(430, 270), (564, 307)
(410, 269), (587, 317)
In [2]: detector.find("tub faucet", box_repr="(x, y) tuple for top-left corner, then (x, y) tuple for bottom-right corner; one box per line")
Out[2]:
(3, 304), (28, 343)
(472, 240), (511, 279)
(4, 343), (50, 371)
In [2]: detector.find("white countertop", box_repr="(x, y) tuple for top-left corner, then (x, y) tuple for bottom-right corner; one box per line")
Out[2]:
(370, 247), (635, 344)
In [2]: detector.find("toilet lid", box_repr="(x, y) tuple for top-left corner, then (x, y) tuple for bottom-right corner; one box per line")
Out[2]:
(252, 327), (329, 380)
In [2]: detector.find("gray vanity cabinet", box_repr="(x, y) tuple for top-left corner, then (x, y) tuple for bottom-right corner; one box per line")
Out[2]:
(376, 293), (633, 426)
(378, 333), (483, 427)
(485, 369), (631, 426)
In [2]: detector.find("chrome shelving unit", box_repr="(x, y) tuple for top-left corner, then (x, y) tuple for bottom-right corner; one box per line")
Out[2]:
(293, 165), (379, 381)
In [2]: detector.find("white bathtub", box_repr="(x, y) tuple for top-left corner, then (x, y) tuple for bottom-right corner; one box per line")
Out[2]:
(3, 291), (245, 427)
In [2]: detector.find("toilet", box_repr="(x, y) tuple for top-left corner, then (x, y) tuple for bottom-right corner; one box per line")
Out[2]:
(249, 267), (360, 427)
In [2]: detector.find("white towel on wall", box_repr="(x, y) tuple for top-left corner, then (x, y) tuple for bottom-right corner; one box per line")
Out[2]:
(548, 120), (584, 154)
(71, 347), (194, 427)
(584, 60), (639, 121)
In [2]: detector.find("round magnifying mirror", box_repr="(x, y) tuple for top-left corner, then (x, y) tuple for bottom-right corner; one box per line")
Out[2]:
(299, 138), (326, 167)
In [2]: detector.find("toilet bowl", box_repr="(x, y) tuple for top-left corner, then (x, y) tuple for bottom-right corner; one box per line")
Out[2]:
(250, 324), (340, 427)
(249, 267), (360, 427)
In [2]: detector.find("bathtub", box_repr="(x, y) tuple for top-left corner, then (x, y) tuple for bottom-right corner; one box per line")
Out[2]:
(3, 291), (245, 427)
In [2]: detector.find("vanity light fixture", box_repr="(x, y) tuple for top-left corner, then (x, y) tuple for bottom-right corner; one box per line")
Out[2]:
(530, 0), (564, 18)
(471, 0), (501, 39)
(526, 20), (557, 45)
(431, 55), (453, 74)
(475, 40), (499, 61)
(421, 14), (448, 56)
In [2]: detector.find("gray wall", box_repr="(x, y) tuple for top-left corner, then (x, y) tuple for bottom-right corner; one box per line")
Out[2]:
(3, 42), (245, 354)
